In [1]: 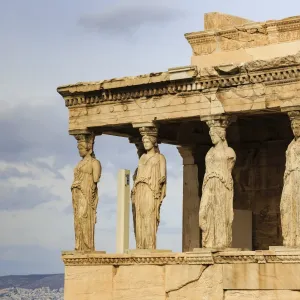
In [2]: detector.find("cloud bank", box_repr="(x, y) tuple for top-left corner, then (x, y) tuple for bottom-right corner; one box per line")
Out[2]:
(78, 3), (184, 36)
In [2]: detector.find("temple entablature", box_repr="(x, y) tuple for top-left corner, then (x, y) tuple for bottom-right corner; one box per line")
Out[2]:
(58, 51), (300, 142)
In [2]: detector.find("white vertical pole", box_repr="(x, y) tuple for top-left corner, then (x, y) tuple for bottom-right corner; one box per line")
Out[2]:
(116, 169), (130, 253)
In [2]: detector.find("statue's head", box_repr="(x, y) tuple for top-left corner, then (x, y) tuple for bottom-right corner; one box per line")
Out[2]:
(292, 119), (300, 138)
(288, 111), (300, 139)
(209, 127), (226, 145)
(142, 135), (157, 151)
(77, 142), (88, 157)
(75, 133), (95, 158)
(206, 117), (230, 146)
(139, 126), (159, 153)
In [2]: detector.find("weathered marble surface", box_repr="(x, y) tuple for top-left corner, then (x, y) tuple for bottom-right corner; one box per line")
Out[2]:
(71, 133), (101, 251)
(281, 111), (300, 248)
(225, 290), (300, 300)
(223, 263), (300, 289)
(65, 266), (113, 300)
(113, 265), (165, 300)
(57, 51), (300, 132)
(131, 126), (166, 249)
(204, 12), (252, 30)
(167, 265), (223, 300)
(199, 116), (236, 248)
(62, 251), (300, 300)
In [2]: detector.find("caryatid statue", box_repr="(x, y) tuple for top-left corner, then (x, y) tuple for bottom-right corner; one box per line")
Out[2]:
(199, 117), (236, 249)
(281, 111), (300, 248)
(71, 133), (102, 251)
(131, 127), (167, 249)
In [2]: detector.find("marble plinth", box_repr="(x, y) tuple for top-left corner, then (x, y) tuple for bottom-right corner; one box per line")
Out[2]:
(125, 249), (172, 254)
(62, 250), (300, 300)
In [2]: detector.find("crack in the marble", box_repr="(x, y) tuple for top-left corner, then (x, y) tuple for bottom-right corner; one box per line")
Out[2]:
(165, 265), (207, 296)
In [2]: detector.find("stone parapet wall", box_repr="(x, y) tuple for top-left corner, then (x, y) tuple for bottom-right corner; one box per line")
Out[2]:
(185, 15), (300, 56)
(185, 13), (300, 67)
(62, 251), (300, 300)
(204, 12), (253, 31)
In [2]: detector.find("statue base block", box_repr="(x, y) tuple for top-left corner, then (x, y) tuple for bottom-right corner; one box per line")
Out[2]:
(192, 247), (247, 253)
(62, 250), (106, 255)
(125, 249), (172, 254)
(269, 246), (300, 252)
(62, 250), (300, 300)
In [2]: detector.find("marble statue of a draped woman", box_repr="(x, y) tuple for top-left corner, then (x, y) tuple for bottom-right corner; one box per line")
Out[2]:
(71, 134), (101, 251)
(281, 112), (300, 248)
(132, 127), (167, 249)
(199, 119), (236, 249)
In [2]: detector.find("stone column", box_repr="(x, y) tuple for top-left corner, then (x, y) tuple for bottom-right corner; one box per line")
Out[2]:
(280, 110), (300, 248)
(71, 131), (102, 251)
(129, 136), (145, 241)
(199, 115), (236, 249)
(131, 122), (167, 249)
(177, 146), (201, 252)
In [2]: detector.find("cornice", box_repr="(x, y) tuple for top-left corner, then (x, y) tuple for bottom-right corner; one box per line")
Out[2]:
(59, 52), (300, 109)
(61, 250), (300, 266)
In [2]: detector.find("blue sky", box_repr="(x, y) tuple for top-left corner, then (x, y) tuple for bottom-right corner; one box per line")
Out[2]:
(0, 0), (299, 275)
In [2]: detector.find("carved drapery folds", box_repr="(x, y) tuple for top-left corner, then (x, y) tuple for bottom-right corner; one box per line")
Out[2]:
(71, 132), (102, 251)
(199, 115), (236, 249)
(131, 125), (167, 249)
(281, 110), (300, 248)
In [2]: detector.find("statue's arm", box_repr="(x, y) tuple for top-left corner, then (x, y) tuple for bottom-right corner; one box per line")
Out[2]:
(159, 154), (167, 185)
(284, 141), (294, 178)
(92, 160), (102, 183)
(133, 155), (144, 186)
(227, 147), (236, 170)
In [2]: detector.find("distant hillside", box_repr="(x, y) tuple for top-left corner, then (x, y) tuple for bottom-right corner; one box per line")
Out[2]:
(0, 274), (64, 290)
(0, 287), (63, 300)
